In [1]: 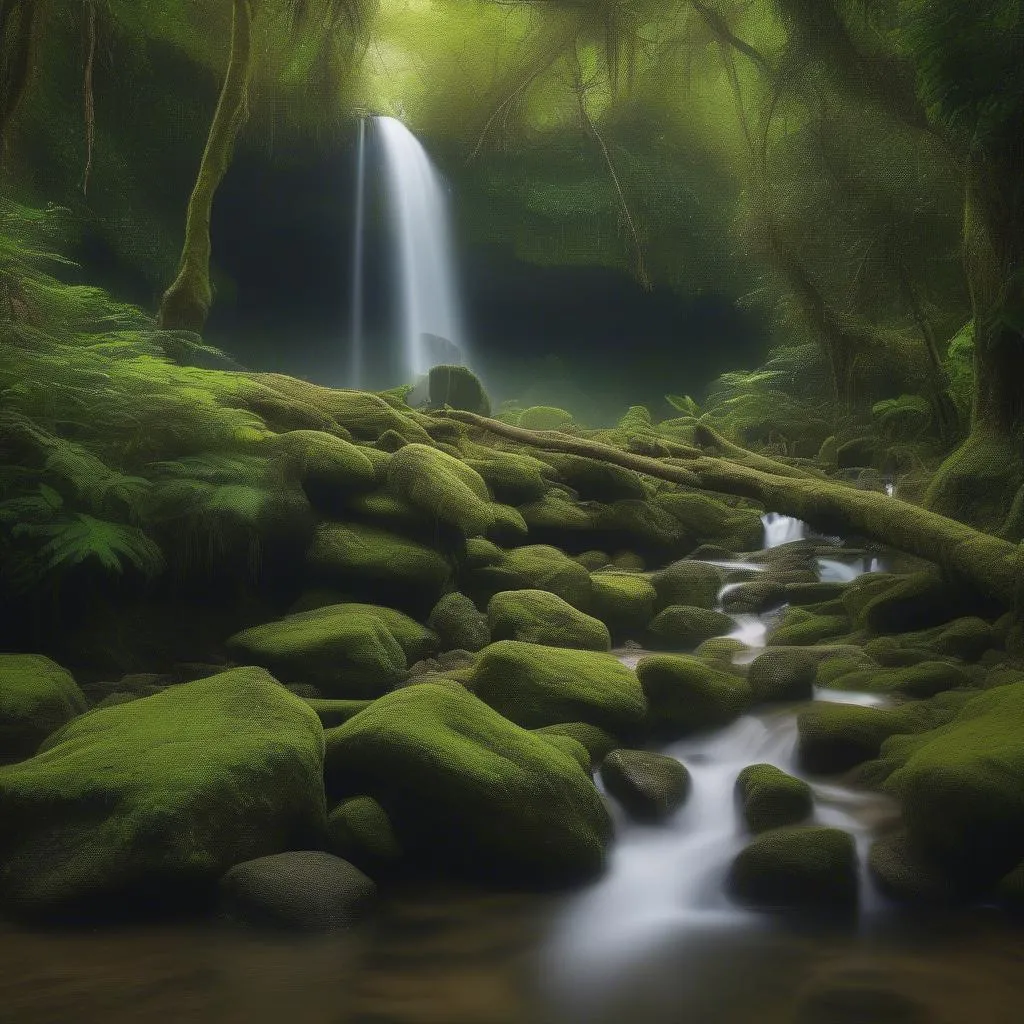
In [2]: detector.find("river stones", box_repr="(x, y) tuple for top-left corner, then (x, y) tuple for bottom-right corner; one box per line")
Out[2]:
(747, 648), (818, 702)
(427, 592), (491, 652)
(219, 851), (375, 932)
(466, 544), (593, 610)
(650, 559), (723, 611)
(463, 452), (551, 505)
(637, 654), (751, 738)
(487, 590), (611, 651)
(735, 763), (813, 832)
(797, 704), (922, 774)
(466, 640), (647, 732)
(0, 654), (87, 760)
(600, 749), (690, 822)
(323, 683), (612, 885)
(644, 605), (734, 650)
(0, 668), (326, 920)
(768, 607), (850, 646)
(727, 826), (858, 913)
(533, 722), (619, 763)
(587, 571), (658, 640)
(326, 796), (402, 871)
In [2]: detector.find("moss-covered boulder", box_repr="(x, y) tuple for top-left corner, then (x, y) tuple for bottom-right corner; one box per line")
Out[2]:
(343, 487), (426, 537)
(693, 636), (748, 669)
(463, 452), (551, 505)
(797, 703), (920, 774)
(867, 831), (959, 906)
(426, 364), (490, 415)
(590, 500), (684, 559)
(838, 661), (972, 698)
(387, 443), (494, 537)
(305, 522), (452, 613)
(304, 698), (374, 729)
(466, 640), (647, 733)
(721, 579), (788, 614)
(533, 722), (619, 763)
(539, 452), (646, 503)
(427, 592), (491, 653)
(219, 850), (376, 932)
(851, 571), (993, 634)
(0, 668), (326, 919)
(644, 605), (735, 650)
(735, 764), (813, 832)
(600, 749), (690, 822)
(326, 796), (402, 871)
(653, 491), (765, 552)
(768, 607), (850, 646)
(268, 430), (376, 514)
(747, 648), (818, 702)
(900, 616), (995, 663)
(487, 590), (611, 651)
(650, 559), (723, 611)
(636, 654), (751, 737)
(588, 571), (658, 640)
(0, 655), (88, 759)
(518, 406), (574, 431)
(876, 682), (1024, 893)
(467, 544), (593, 610)
(727, 826), (858, 913)
(227, 603), (436, 697)
(536, 732), (592, 772)
(323, 683), (611, 885)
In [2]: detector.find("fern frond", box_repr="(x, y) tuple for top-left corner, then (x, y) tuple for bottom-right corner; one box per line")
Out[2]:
(16, 514), (165, 578)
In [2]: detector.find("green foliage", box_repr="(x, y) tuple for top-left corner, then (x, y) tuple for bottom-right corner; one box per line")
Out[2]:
(871, 394), (931, 441)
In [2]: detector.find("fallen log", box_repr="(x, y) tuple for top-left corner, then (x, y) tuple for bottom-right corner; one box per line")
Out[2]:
(444, 410), (1023, 610)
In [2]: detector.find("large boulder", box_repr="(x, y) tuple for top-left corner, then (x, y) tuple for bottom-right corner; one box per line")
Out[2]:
(466, 544), (593, 610)
(797, 703), (921, 774)
(533, 722), (619, 763)
(0, 668), (326, 919)
(323, 683), (612, 885)
(768, 607), (850, 646)
(466, 640), (647, 733)
(219, 850), (375, 932)
(487, 590), (611, 651)
(653, 491), (764, 552)
(427, 592), (491, 653)
(463, 452), (551, 505)
(727, 826), (858, 913)
(426, 364), (490, 415)
(539, 452), (646, 503)
(226, 603), (436, 697)
(650, 559), (723, 611)
(644, 605), (734, 650)
(636, 654), (751, 737)
(0, 655), (88, 760)
(600, 749), (690, 822)
(735, 763), (813, 832)
(747, 648), (818, 702)
(268, 430), (376, 514)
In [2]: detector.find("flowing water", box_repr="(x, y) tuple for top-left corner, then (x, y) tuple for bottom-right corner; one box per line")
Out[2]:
(375, 116), (467, 382)
(1, 517), (1021, 1023)
(348, 117), (367, 389)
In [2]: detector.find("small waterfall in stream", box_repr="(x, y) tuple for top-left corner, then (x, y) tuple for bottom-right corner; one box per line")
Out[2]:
(761, 511), (806, 547)
(349, 117), (367, 388)
(375, 115), (468, 382)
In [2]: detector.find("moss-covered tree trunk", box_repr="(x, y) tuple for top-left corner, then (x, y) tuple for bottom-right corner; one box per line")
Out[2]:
(159, 0), (253, 333)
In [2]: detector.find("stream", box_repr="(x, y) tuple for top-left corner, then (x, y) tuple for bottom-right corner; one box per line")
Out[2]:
(1, 517), (1022, 1024)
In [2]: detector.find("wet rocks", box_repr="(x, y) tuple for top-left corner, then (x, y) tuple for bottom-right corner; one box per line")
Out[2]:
(797, 703), (921, 774)
(735, 763), (813, 832)
(637, 654), (751, 738)
(600, 748), (690, 822)
(747, 648), (819, 702)
(0, 654), (87, 760)
(487, 589), (611, 651)
(644, 605), (734, 650)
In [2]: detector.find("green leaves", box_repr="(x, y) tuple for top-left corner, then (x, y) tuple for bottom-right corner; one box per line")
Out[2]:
(665, 394), (701, 416)
(17, 514), (165, 578)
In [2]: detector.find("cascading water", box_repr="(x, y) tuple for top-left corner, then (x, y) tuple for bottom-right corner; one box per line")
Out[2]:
(349, 117), (367, 388)
(375, 115), (467, 382)
(761, 511), (806, 547)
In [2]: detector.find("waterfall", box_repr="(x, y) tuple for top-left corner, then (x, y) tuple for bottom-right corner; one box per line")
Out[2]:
(349, 117), (367, 388)
(375, 115), (467, 382)
(761, 512), (807, 548)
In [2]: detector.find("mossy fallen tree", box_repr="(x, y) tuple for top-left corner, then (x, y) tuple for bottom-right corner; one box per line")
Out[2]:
(444, 410), (1023, 611)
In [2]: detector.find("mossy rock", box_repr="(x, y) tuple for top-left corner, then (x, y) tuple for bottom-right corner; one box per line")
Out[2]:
(219, 850), (376, 933)
(0, 654), (88, 759)
(387, 443), (494, 537)
(427, 592), (491, 653)
(589, 499), (684, 558)
(650, 559), (723, 611)
(852, 571), (993, 634)
(536, 733), (592, 772)
(747, 649), (818, 702)
(376, 429), (407, 452)
(344, 488), (425, 537)
(785, 581), (850, 606)
(306, 522), (452, 613)
(533, 722), (619, 763)
(653, 491), (764, 552)
(877, 682), (1024, 892)
(463, 453), (551, 504)
(862, 636), (941, 668)
(866, 661), (972, 698)
(576, 550), (612, 571)
(588, 571), (658, 641)
(326, 795), (402, 871)
(727, 826), (858, 913)
(323, 683), (611, 886)
(644, 605), (734, 650)
(600, 748), (690, 822)
(487, 590), (611, 652)
(636, 654), (751, 738)
(517, 490), (596, 540)
(867, 831), (960, 906)
(735, 764), (813, 832)
(610, 550), (645, 571)
(226, 603), (437, 697)
(721, 579), (787, 614)
(466, 640), (647, 733)
(693, 636), (748, 668)
(816, 652), (879, 687)
(303, 698), (374, 728)
(426, 364), (490, 415)
(518, 406), (574, 431)
(0, 668), (326, 920)
(900, 616), (995, 663)
(538, 452), (646, 503)
(464, 537), (504, 569)
(467, 544), (594, 610)
(485, 503), (530, 545)
(768, 607), (850, 646)
(267, 430), (376, 514)
(797, 703), (921, 774)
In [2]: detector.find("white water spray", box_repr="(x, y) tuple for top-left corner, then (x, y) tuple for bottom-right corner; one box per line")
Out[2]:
(761, 512), (806, 547)
(375, 115), (467, 381)
(349, 117), (367, 388)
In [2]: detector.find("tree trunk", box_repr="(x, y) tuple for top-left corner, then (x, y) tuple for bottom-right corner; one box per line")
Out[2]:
(444, 409), (1023, 610)
(159, 0), (253, 333)
(0, 0), (40, 166)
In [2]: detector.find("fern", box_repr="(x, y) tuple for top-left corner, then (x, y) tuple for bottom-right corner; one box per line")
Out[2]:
(665, 394), (701, 416)
(14, 514), (165, 577)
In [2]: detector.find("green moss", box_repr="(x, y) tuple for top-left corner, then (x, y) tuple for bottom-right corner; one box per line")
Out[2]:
(0, 654), (88, 758)
(610, 550), (646, 571)
(650, 559), (723, 611)
(576, 550), (612, 570)
(852, 571), (989, 633)
(464, 537), (504, 569)
(463, 453), (551, 504)
(588, 570), (658, 641)
(427, 592), (491, 653)
(467, 544), (594, 609)
(536, 733), (592, 772)
(323, 683), (611, 886)
(226, 603), (437, 697)
(426, 365), (490, 416)
(590, 499), (684, 556)
(693, 636), (748, 668)
(736, 764), (814, 832)
(305, 522), (452, 613)
(600, 749), (690, 822)
(816, 652), (878, 687)
(485, 503), (530, 545)
(644, 605), (735, 650)
(533, 722), (619, 763)
(303, 698), (374, 729)
(343, 488), (425, 536)
(326, 796), (402, 870)
(636, 654), (752, 737)
(266, 430), (376, 513)
(466, 640), (647, 733)
(538, 452), (646, 503)
(653, 491), (764, 552)
(487, 590), (611, 651)
(899, 616), (995, 662)
(728, 826), (858, 913)
(768, 608), (850, 646)
(722, 579), (787, 613)
(867, 831), (959, 906)
(797, 703), (922, 774)
(0, 668), (326, 919)
(747, 648), (818, 702)
(518, 406), (574, 431)
(387, 443), (494, 537)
